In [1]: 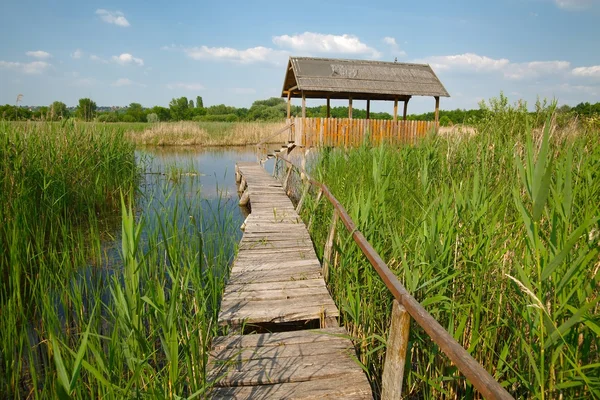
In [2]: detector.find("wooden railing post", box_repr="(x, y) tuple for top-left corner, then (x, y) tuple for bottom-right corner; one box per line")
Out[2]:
(282, 163), (293, 192)
(381, 299), (411, 400)
(295, 181), (310, 214)
(307, 188), (323, 231)
(322, 210), (339, 281)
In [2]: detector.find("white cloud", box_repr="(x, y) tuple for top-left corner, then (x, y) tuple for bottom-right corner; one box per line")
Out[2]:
(71, 49), (83, 59)
(382, 36), (406, 57)
(112, 53), (144, 66)
(166, 82), (205, 90)
(90, 54), (108, 63)
(26, 50), (51, 59)
(185, 46), (288, 65)
(112, 78), (133, 87)
(418, 53), (570, 80)
(0, 60), (51, 74)
(96, 9), (130, 27)
(572, 65), (600, 78)
(554, 0), (594, 10)
(272, 32), (381, 58)
(504, 60), (571, 80)
(419, 53), (510, 71)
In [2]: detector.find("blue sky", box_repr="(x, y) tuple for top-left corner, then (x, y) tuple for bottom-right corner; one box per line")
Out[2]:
(1, 0), (599, 114)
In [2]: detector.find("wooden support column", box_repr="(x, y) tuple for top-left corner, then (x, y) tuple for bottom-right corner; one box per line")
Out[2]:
(326, 97), (330, 118)
(322, 210), (339, 281)
(287, 92), (291, 119)
(434, 96), (440, 133)
(403, 98), (409, 121)
(366, 99), (371, 120)
(393, 97), (398, 122)
(348, 97), (353, 119)
(302, 92), (306, 119)
(381, 299), (411, 399)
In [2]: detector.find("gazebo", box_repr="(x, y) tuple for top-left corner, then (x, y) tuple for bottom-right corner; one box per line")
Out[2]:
(281, 56), (450, 147)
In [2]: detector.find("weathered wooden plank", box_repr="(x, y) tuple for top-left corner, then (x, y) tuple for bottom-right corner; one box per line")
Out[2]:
(211, 336), (349, 361)
(212, 327), (347, 350)
(219, 302), (339, 326)
(223, 279), (327, 294)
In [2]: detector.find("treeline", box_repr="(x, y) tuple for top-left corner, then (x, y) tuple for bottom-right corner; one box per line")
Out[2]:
(2, 96), (600, 125)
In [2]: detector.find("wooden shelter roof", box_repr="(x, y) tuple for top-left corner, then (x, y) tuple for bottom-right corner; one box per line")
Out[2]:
(281, 57), (450, 101)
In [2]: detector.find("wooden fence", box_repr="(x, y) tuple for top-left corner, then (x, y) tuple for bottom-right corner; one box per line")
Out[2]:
(288, 117), (435, 147)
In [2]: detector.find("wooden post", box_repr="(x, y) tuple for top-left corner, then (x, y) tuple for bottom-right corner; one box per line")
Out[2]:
(238, 176), (246, 193)
(235, 164), (241, 183)
(283, 164), (293, 191)
(434, 96), (440, 133)
(381, 299), (411, 400)
(403, 98), (409, 121)
(295, 181), (309, 214)
(366, 99), (371, 120)
(239, 190), (250, 206)
(287, 92), (291, 119)
(348, 97), (353, 119)
(307, 189), (323, 231)
(393, 97), (398, 122)
(326, 97), (330, 118)
(322, 210), (339, 281)
(302, 92), (306, 119)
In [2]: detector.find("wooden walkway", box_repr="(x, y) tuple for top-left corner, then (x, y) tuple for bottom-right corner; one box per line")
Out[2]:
(209, 162), (372, 399)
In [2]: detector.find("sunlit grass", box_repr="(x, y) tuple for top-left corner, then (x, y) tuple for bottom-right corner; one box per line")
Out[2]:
(289, 104), (600, 398)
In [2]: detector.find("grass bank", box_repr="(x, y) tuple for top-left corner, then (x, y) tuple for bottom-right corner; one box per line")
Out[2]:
(292, 108), (600, 398)
(128, 121), (288, 146)
(0, 121), (236, 397)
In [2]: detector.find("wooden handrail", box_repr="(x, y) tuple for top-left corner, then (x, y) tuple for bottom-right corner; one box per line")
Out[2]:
(274, 153), (514, 400)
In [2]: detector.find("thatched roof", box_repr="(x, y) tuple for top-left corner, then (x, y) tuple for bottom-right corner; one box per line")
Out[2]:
(281, 57), (449, 101)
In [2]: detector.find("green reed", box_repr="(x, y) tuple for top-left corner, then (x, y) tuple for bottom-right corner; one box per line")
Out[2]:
(0, 121), (237, 398)
(291, 104), (600, 398)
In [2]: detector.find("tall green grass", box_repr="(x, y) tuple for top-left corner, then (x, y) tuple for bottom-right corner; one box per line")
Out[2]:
(293, 104), (600, 398)
(0, 121), (236, 398)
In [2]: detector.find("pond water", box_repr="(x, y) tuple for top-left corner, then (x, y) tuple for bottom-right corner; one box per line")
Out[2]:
(98, 145), (280, 267)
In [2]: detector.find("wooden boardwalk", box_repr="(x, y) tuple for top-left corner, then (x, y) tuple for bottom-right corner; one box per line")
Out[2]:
(209, 162), (372, 399)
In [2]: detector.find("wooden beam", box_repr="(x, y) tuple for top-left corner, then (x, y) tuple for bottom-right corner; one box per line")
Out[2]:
(381, 300), (411, 399)
(403, 98), (409, 121)
(348, 97), (353, 119)
(302, 92), (306, 119)
(366, 99), (371, 120)
(326, 97), (330, 118)
(434, 96), (440, 133)
(287, 92), (291, 119)
(393, 97), (398, 122)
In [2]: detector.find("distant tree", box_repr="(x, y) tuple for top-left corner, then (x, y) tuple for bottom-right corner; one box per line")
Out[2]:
(77, 98), (97, 121)
(35, 106), (49, 120)
(196, 96), (204, 109)
(126, 102), (145, 122)
(169, 97), (189, 121)
(147, 113), (159, 123)
(206, 104), (237, 115)
(49, 101), (69, 120)
(147, 106), (171, 122)
(189, 99), (194, 109)
(97, 112), (118, 122)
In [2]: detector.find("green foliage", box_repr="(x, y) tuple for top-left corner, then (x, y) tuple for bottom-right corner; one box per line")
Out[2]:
(169, 97), (189, 121)
(97, 112), (119, 122)
(77, 98), (97, 121)
(147, 106), (171, 122)
(0, 122), (235, 397)
(49, 101), (69, 121)
(126, 102), (145, 122)
(289, 99), (600, 398)
(206, 104), (237, 115)
(196, 96), (204, 109)
(146, 113), (159, 123)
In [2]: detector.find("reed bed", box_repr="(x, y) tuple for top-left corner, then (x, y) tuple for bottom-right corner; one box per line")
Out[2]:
(287, 108), (600, 398)
(0, 121), (237, 398)
(129, 121), (287, 146)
